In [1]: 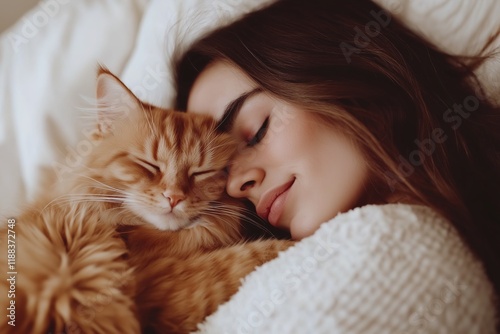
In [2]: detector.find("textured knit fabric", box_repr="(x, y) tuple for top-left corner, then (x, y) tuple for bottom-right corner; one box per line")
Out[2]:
(194, 204), (498, 334)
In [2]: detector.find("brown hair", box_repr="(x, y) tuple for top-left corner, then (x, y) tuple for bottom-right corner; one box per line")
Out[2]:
(174, 0), (500, 305)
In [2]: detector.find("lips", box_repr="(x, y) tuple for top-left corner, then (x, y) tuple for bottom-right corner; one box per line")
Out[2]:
(256, 178), (295, 226)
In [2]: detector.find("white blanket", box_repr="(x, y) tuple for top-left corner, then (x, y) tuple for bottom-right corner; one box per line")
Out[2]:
(194, 204), (497, 333)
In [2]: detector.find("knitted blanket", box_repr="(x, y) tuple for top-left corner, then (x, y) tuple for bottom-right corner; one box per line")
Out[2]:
(194, 204), (497, 333)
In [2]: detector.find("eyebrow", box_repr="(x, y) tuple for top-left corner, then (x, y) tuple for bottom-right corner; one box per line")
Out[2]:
(216, 88), (262, 132)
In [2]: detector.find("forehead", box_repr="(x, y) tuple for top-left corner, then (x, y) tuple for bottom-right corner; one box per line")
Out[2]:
(187, 61), (256, 120)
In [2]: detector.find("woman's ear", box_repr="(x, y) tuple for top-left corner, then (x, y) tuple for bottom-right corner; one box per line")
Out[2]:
(95, 66), (141, 137)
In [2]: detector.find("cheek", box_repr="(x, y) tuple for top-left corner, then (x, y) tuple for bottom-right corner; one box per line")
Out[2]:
(263, 118), (302, 162)
(289, 214), (323, 240)
(291, 150), (368, 239)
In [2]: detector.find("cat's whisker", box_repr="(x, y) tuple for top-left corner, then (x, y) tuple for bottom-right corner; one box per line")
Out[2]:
(76, 107), (100, 112)
(63, 196), (126, 201)
(19, 71), (295, 333)
(69, 199), (124, 205)
(68, 194), (127, 200)
(86, 186), (132, 197)
(72, 184), (133, 199)
(201, 208), (250, 223)
(203, 131), (223, 153)
(39, 192), (109, 212)
(40, 194), (76, 212)
(197, 212), (240, 230)
(77, 104), (124, 116)
(207, 201), (257, 215)
(119, 197), (159, 210)
(204, 141), (232, 153)
(203, 212), (258, 230)
(41, 190), (128, 208)
(116, 192), (154, 203)
(121, 199), (148, 206)
(200, 213), (243, 226)
(198, 210), (276, 239)
(203, 205), (247, 216)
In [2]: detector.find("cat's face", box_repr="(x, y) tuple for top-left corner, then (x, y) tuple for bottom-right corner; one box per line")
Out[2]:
(85, 68), (237, 230)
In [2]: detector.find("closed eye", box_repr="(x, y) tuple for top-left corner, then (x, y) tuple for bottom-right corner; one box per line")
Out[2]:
(134, 157), (160, 175)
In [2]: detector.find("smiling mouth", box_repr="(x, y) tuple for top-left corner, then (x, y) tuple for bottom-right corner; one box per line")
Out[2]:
(256, 178), (295, 226)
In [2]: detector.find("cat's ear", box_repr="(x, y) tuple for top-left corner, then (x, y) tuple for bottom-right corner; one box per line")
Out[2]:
(95, 66), (141, 136)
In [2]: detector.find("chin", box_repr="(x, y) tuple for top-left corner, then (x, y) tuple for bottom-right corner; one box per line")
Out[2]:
(290, 218), (320, 240)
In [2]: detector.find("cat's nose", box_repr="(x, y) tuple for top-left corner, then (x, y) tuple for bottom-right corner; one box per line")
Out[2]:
(162, 191), (185, 208)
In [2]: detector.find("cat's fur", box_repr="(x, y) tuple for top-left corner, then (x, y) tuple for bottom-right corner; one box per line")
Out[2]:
(0, 67), (292, 334)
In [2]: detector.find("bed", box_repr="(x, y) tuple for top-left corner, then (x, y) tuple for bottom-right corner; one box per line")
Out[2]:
(0, 0), (498, 332)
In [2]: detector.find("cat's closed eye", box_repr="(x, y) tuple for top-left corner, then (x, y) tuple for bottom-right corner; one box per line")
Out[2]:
(133, 157), (161, 175)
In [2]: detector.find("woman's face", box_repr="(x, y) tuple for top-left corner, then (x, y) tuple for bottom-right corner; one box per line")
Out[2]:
(188, 61), (368, 239)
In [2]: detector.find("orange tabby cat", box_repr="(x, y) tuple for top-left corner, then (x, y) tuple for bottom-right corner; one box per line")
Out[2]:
(0, 67), (292, 334)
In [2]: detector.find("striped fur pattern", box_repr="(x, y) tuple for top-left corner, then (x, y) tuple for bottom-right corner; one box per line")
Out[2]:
(126, 232), (293, 333)
(0, 68), (292, 334)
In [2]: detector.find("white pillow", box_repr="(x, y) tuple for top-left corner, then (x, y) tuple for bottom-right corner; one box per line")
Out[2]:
(122, 0), (500, 109)
(377, 0), (500, 101)
(0, 0), (498, 215)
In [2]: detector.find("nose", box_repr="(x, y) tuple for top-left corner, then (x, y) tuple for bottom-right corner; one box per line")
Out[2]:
(226, 160), (264, 199)
(162, 191), (185, 208)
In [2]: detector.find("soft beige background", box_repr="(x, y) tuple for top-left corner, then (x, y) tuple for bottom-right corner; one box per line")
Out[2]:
(0, 0), (39, 33)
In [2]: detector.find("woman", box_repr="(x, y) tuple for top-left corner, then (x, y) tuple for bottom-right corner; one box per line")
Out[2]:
(175, 0), (499, 331)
